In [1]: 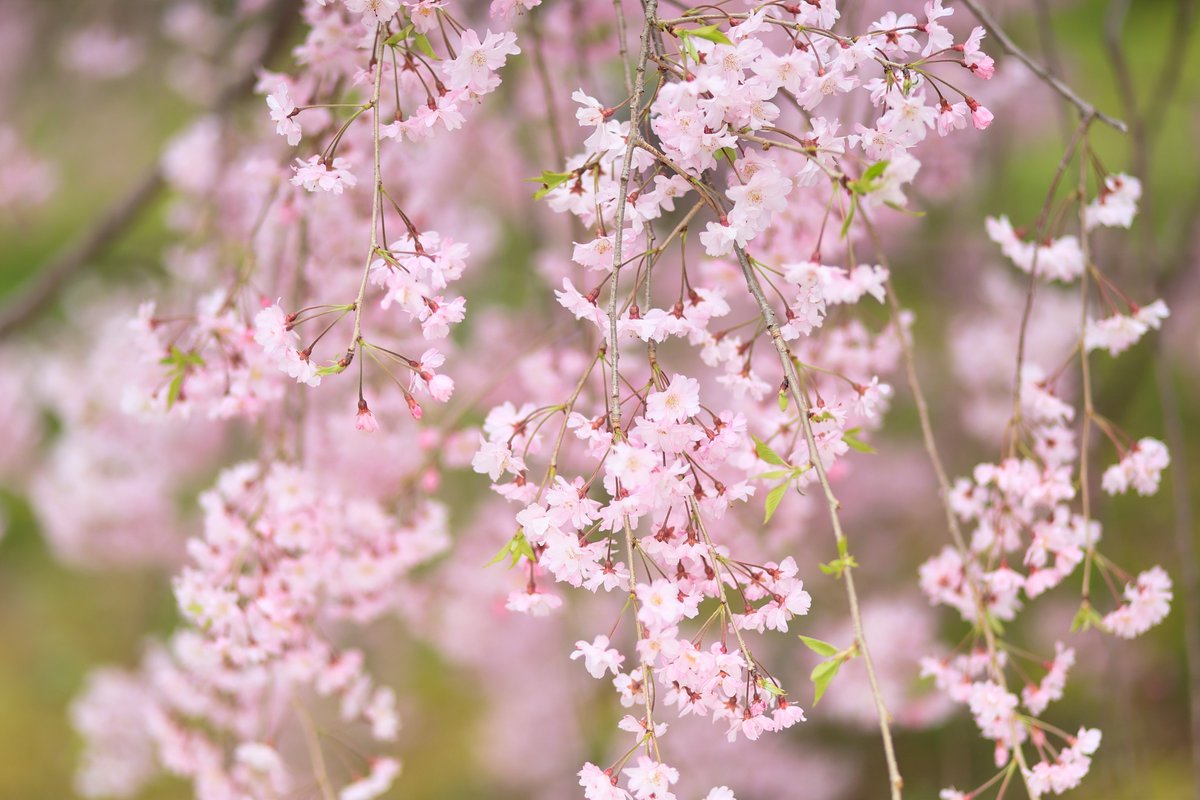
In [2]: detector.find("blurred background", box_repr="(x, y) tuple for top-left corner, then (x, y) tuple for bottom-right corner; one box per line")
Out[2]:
(0, 0), (1197, 798)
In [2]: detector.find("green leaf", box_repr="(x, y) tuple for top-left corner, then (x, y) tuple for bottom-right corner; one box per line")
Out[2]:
(883, 200), (925, 216)
(716, 147), (737, 164)
(754, 469), (794, 481)
(842, 428), (876, 454)
(412, 32), (438, 60)
(798, 635), (840, 658)
(680, 24), (733, 45)
(160, 345), (205, 368)
(752, 435), (788, 466)
(860, 159), (890, 183)
(980, 610), (1005, 636)
(485, 530), (534, 568)
(811, 658), (842, 705)
(528, 170), (574, 200)
(847, 160), (891, 196)
(777, 391), (788, 412)
(166, 372), (184, 410)
(839, 195), (857, 239)
(763, 481), (789, 523)
(1071, 601), (1103, 632)
(383, 24), (413, 47)
(758, 677), (787, 696)
(818, 554), (858, 579)
(680, 34), (699, 62)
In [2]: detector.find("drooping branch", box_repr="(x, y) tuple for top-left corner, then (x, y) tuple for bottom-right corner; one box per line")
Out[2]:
(732, 245), (906, 800)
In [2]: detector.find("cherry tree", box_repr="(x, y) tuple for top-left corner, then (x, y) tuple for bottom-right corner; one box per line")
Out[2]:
(0, 1), (1194, 799)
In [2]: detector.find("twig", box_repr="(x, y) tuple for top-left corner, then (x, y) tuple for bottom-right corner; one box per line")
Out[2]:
(1076, 140), (1100, 603)
(294, 699), (338, 800)
(347, 33), (386, 356)
(1008, 115), (1092, 454)
(527, 12), (567, 165)
(607, 0), (658, 440)
(958, 0), (1128, 132)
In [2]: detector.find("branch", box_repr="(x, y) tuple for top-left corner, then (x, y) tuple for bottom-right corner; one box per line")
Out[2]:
(0, 0), (302, 339)
(606, 0), (658, 439)
(0, 170), (164, 336)
(958, 0), (1128, 133)
(733, 245), (905, 800)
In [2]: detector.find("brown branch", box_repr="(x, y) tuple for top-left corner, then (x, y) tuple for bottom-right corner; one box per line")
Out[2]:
(0, 0), (302, 338)
(0, 170), (165, 336)
(958, 0), (1128, 133)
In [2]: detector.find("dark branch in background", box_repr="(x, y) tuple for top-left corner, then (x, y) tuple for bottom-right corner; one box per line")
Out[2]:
(1103, 0), (1145, 178)
(0, 0), (302, 339)
(1030, 0), (1075, 141)
(1147, 0), (1198, 134)
(0, 170), (165, 337)
(957, 0), (1128, 132)
(1099, 0), (1200, 795)
(1158, 354), (1200, 800)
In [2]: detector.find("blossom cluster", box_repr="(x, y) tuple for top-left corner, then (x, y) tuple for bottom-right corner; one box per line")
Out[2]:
(918, 128), (1173, 797)
(471, 0), (1010, 794)
(73, 459), (447, 800)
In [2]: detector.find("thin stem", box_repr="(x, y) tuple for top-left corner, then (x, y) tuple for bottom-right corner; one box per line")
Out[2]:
(346, 34), (386, 356)
(607, 0), (659, 440)
(294, 701), (337, 800)
(1077, 143), (1099, 601)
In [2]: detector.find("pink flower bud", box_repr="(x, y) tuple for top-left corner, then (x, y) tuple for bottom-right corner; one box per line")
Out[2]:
(355, 400), (379, 433)
(406, 394), (423, 420)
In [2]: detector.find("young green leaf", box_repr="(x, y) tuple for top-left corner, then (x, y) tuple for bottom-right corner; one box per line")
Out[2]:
(839, 195), (857, 239)
(842, 429), (877, 454)
(818, 554), (858, 579)
(485, 530), (534, 568)
(412, 33), (438, 60)
(754, 469), (794, 481)
(679, 35), (699, 62)
(1070, 601), (1103, 633)
(752, 435), (788, 466)
(811, 658), (842, 705)
(383, 24), (413, 47)
(166, 372), (185, 410)
(860, 159), (890, 183)
(883, 200), (925, 216)
(527, 170), (573, 200)
(681, 24), (733, 45)
(763, 481), (789, 523)
(798, 635), (840, 658)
